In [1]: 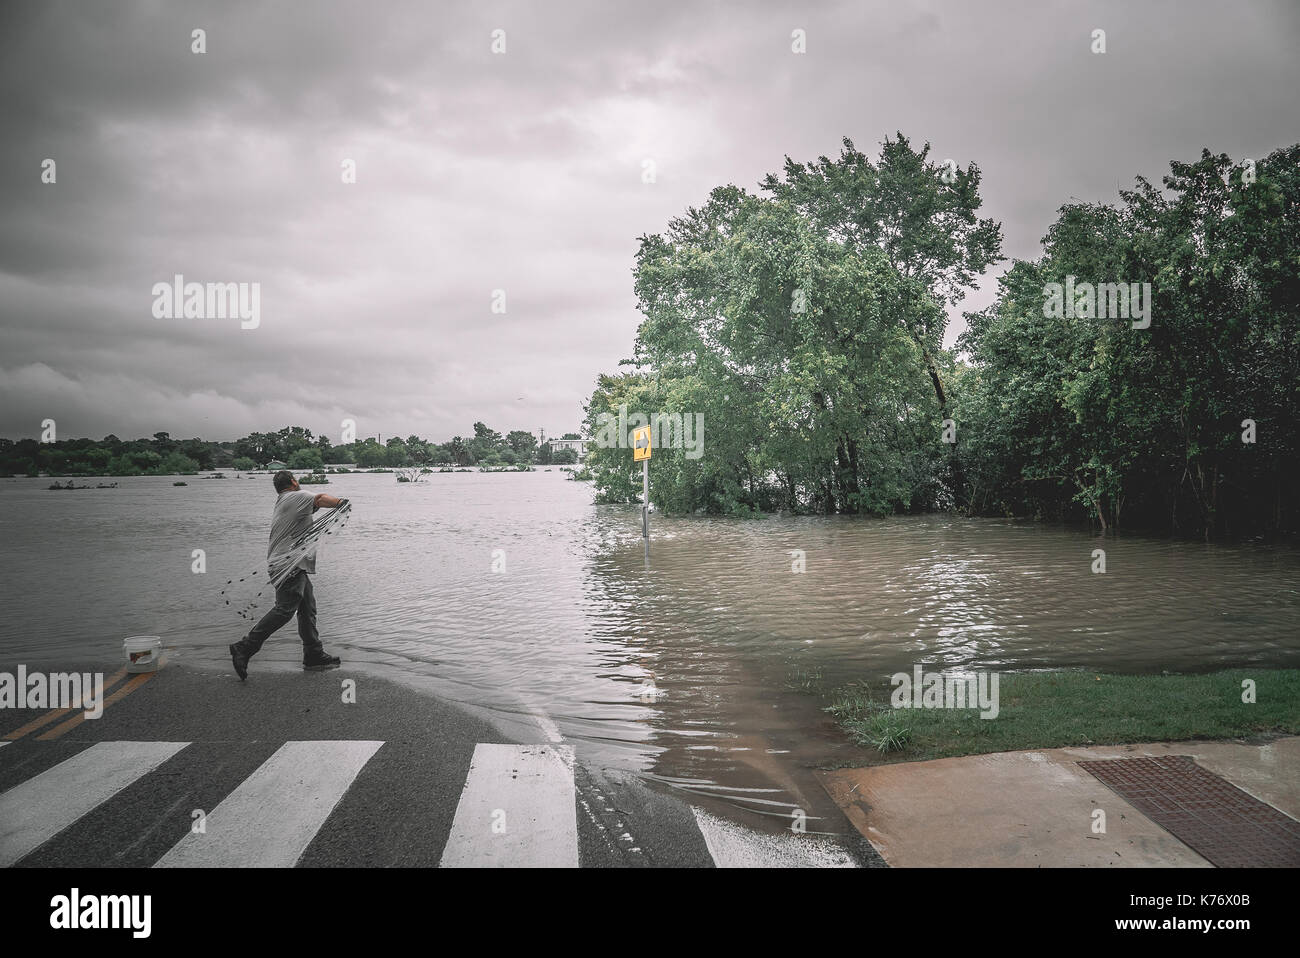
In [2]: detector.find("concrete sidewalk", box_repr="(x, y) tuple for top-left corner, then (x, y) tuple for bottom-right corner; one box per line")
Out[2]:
(818, 737), (1300, 867)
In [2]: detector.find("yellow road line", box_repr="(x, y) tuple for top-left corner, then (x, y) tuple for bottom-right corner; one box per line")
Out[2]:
(3, 667), (130, 741)
(37, 671), (157, 741)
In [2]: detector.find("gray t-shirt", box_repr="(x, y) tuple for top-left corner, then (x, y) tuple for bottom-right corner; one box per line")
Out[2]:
(267, 490), (317, 575)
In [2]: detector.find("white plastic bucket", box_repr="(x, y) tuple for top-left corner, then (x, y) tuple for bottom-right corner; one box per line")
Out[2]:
(123, 635), (162, 673)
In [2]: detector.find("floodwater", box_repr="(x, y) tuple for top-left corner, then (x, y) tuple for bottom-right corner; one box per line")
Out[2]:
(2, 471), (1298, 827)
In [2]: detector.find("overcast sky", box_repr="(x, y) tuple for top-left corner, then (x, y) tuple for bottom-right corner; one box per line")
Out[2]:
(2, 0), (1296, 444)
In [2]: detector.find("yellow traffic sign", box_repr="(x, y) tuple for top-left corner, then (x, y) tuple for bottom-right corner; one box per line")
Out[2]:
(632, 426), (652, 461)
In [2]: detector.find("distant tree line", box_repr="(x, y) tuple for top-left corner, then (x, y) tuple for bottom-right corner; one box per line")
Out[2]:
(0, 423), (582, 477)
(583, 134), (1299, 539)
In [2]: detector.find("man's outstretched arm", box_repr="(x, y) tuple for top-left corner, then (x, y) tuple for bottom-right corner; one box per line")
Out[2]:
(313, 493), (345, 510)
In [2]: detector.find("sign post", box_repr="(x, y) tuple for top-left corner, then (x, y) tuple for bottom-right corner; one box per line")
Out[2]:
(633, 425), (651, 564)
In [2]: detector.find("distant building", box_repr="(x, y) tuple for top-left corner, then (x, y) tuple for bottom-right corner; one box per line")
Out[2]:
(265, 460), (287, 470)
(549, 438), (588, 459)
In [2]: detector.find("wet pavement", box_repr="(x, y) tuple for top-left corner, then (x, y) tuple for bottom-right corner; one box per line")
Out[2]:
(0, 658), (880, 868)
(819, 737), (1300, 867)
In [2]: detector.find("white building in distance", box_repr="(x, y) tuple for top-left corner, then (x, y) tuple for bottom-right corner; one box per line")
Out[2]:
(549, 438), (588, 459)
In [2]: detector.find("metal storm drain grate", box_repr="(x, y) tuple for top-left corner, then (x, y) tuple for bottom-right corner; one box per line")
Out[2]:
(1078, 755), (1300, 868)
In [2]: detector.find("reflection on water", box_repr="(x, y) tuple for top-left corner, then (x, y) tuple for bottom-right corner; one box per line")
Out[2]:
(2, 472), (1298, 825)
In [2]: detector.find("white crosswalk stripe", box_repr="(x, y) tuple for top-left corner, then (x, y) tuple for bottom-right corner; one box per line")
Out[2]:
(154, 740), (384, 868)
(691, 806), (858, 867)
(0, 741), (188, 867)
(440, 743), (579, 868)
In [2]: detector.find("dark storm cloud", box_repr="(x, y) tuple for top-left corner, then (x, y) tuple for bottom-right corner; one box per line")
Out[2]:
(1, 0), (1296, 442)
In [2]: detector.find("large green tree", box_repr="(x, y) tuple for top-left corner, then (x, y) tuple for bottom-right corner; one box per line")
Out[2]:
(595, 174), (945, 514)
(762, 133), (1003, 413)
(958, 145), (1300, 538)
(586, 134), (1001, 515)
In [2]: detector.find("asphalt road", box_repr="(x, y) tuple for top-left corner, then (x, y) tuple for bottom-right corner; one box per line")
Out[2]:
(0, 659), (882, 868)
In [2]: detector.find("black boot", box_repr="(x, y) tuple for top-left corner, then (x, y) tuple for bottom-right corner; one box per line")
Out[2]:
(229, 642), (250, 680)
(303, 650), (340, 671)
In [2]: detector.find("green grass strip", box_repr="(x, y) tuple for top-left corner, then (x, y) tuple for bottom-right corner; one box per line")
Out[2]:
(824, 669), (1300, 764)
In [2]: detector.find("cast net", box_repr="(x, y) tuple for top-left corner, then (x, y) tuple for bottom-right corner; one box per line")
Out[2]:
(219, 499), (353, 621)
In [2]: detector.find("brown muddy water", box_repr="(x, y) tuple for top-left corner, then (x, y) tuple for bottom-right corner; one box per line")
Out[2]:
(2, 471), (1298, 830)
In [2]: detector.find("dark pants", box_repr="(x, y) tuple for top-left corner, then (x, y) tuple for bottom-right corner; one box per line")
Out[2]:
(236, 568), (323, 660)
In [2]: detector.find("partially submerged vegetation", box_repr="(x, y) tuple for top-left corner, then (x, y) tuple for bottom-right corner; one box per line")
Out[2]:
(583, 134), (1300, 540)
